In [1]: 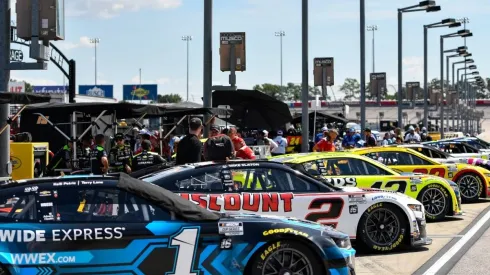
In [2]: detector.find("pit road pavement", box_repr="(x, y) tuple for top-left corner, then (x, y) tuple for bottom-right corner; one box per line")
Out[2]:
(355, 200), (490, 275)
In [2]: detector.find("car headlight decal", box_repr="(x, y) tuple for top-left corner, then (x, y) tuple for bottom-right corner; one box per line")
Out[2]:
(407, 204), (422, 212)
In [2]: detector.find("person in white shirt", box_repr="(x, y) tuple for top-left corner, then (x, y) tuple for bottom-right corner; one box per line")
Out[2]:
(405, 126), (421, 143)
(256, 130), (278, 151)
(272, 130), (288, 156)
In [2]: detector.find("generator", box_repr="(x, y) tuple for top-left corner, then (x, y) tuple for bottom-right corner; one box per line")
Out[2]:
(10, 142), (49, 180)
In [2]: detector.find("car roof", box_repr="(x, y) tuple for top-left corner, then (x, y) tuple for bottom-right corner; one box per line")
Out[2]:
(0, 175), (115, 190)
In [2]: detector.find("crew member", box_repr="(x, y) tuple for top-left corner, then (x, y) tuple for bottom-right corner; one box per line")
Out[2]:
(135, 129), (153, 154)
(46, 142), (72, 176)
(90, 134), (109, 174)
(109, 133), (132, 173)
(132, 140), (165, 171)
(76, 135), (93, 171)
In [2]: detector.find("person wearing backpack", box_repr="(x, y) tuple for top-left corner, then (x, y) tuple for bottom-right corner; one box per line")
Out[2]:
(203, 125), (235, 161)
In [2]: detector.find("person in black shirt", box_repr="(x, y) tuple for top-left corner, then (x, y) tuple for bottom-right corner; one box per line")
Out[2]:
(132, 140), (165, 171)
(90, 134), (109, 174)
(109, 133), (132, 173)
(176, 118), (203, 165)
(76, 134), (93, 171)
(46, 142), (72, 176)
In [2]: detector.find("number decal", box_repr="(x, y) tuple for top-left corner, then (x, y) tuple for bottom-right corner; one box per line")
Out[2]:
(305, 197), (344, 228)
(168, 228), (199, 275)
(413, 168), (446, 177)
(370, 181), (407, 193)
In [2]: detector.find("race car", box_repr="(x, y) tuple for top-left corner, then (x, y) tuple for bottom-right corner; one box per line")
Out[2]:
(141, 160), (432, 252)
(269, 152), (462, 221)
(0, 174), (356, 275)
(397, 144), (490, 166)
(423, 140), (490, 160)
(351, 146), (490, 203)
(453, 136), (490, 150)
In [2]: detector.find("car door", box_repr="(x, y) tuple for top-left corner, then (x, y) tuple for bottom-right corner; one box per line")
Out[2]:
(29, 182), (203, 274)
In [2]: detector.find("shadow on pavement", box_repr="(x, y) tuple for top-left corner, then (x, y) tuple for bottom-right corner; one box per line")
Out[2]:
(355, 246), (429, 257)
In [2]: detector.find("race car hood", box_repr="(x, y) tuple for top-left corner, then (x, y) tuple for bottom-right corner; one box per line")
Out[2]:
(217, 212), (349, 239)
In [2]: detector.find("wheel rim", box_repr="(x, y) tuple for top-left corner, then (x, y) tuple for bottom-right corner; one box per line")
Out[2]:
(261, 247), (313, 275)
(364, 208), (401, 246)
(458, 175), (480, 199)
(421, 188), (446, 217)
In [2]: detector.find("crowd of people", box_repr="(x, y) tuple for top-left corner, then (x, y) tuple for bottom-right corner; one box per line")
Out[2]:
(44, 116), (478, 176)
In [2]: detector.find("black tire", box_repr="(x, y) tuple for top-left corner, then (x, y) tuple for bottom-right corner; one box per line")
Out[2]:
(455, 173), (483, 203)
(357, 202), (407, 252)
(247, 240), (326, 275)
(417, 184), (450, 222)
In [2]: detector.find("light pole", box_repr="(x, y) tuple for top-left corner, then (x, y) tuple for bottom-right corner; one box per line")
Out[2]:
(360, 0), (366, 138)
(452, 53), (472, 88)
(444, 47), (467, 130)
(398, 1), (440, 130)
(423, 18), (460, 128)
(459, 69), (478, 132)
(275, 31), (286, 93)
(367, 25), (377, 73)
(439, 29), (472, 138)
(182, 35), (192, 102)
(89, 38), (100, 85)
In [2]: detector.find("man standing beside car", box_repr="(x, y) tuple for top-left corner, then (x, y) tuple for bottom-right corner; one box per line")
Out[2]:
(90, 134), (109, 174)
(204, 125), (235, 161)
(176, 118), (203, 165)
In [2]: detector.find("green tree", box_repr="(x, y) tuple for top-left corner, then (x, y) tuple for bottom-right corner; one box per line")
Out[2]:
(340, 78), (360, 101)
(9, 78), (32, 93)
(157, 93), (182, 103)
(253, 83), (331, 101)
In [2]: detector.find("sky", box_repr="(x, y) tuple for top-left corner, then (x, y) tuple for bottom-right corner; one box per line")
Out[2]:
(8, 0), (490, 102)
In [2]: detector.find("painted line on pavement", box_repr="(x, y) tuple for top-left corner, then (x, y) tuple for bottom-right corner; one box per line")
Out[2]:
(427, 234), (464, 238)
(421, 208), (490, 275)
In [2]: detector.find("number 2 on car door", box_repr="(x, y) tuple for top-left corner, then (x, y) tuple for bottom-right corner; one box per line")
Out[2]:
(371, 181), (407, 193)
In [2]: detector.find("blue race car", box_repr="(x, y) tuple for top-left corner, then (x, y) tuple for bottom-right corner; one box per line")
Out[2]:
(0, 173), (356, 275)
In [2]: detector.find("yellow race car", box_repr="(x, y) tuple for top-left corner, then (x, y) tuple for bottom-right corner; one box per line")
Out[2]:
(270, 152), (462, 221)
(350, 146), (490, 203)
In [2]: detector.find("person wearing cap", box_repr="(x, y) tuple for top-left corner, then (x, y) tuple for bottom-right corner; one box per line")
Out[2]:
(176, 117), (203, 165)
(364, 128), (377, 147)
(90, 134), (109, 174)
(342, 128), (361, 149)
(255, 130), (278, 152)
(76, 134), (94, 171)
(132, 140), (165, 172)
(315, 127), (328, 143)
(135, 129), (153, 154)
(420, 127), (432, 141)
(404, 126), (420, 143)
(46, 141), (73, 176)
(109, 133), (132, 173)
(313, 128), (338, 152)
(272, 130), (288, 155)
(204, 125), (235, 161)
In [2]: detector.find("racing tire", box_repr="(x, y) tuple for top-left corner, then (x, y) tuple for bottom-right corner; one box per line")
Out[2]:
(417, 184), (450, 222)
(247, 240), (326, 275)
(357, 202), (407, 252)
(455, 173), (483, 203)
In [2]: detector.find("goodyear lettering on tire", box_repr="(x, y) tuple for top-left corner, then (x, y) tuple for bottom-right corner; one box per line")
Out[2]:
(424, 184), (449, 220)
(367, 203), (382, 213)
(372, 233), (404, 251)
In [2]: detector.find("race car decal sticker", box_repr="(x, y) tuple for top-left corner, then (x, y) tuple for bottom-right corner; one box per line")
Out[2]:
(220, 238), (232, 249)
(413, 167), (446, 177)
(324, 177), (357, 187)
(0, 227), (125, 242)
(263, 228), (308, 237)
(411, 185), (417, 192)
(179, 193), (294, 213)
(349, 205), (358, 214)
(304, 197), (344, 228)
(218, 222), (244, 236)
(371, 180), (408, 193)
(348, 194), (366, 204)
(199, 241), (265, 274)
(24, 186), (38, 193)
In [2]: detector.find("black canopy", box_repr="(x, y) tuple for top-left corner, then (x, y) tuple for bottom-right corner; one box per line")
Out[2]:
(292, 111), (348, 124)
(24, 102), (163, 117)
(0, 92), (52, 104)
(117, 173), (220, 221)
(212, 89), (292, 129)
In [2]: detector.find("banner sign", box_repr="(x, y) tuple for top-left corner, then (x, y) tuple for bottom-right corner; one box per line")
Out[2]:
(78, 85), (114, 98)
(122, 84), (158, 101)
(33, 85), (67, 94)
(8, 81), (25, 93)
(369, 73), (386, 99)
(313, 57), (334, 87)
(219, 32), (246, 72)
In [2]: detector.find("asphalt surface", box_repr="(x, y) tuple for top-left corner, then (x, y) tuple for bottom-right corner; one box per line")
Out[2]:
(447, 226), (490, 275)
(355, 200), (490, 275)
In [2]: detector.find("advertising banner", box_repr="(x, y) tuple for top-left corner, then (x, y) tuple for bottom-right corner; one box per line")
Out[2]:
(8, 81), (25, 93)
(33, 85), (67, 94)
(219, 32), (246, 72)
(369, 73), (386, 99)
(78, 85), (114, 98)
(122, 84), (158, 101)
(406, 82), (420, 101)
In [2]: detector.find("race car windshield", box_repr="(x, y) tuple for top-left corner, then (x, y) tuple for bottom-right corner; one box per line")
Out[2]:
(140, 165), (194, 182)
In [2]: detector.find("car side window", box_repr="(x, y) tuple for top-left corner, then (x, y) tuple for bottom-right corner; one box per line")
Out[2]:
(286, 172), (321, 192)
(365, 152), (412, 165)
(231, 168), (279, 191)
(45, 187), (173, 223)
(0, 188), (37, 222)
(175, 171), (223, 192)
(428, 148), (446, 159)
(410, 153), (431, 165)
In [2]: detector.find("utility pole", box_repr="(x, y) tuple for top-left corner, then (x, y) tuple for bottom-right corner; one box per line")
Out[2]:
(182, 35), (192, 102)
(367, 25), (378, 73)
(0, 0), (11, 178)
(90, 38), (100, 85)
(275, 31), (285, 94)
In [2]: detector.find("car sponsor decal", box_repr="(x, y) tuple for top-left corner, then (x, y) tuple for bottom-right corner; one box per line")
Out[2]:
(348, 194), (366, 204)
(0, 227), (125, 242)
(263, 228), (308, 237)
(305, 197), (344, 228)
(323, 177), (357, 187)
(260, 241), (281, 260)
(371, 180), (408, 193)
(218, 222), (244, 236)
(413, 167), (446, 177)
(220, 238), (232, 249)
(411, 185), (417, 192)
(180, 193), (294, 212)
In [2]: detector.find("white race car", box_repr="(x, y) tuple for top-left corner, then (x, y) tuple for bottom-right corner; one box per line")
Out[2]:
(422, 141), (490, 161)
(140, 160), (432, 252)
(401, 143), (490, 164)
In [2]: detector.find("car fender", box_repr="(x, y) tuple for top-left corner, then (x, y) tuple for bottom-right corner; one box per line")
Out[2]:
(452, 167), (487, 198)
